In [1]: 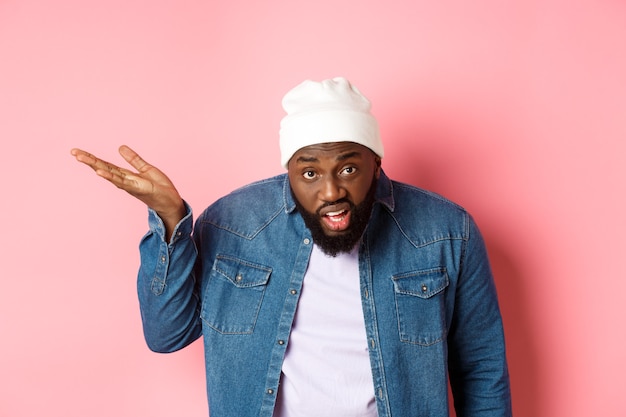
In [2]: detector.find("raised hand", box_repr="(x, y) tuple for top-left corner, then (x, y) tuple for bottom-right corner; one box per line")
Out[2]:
(71, 145), (186, 239)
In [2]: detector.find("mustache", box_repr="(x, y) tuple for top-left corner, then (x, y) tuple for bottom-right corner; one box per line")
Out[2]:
(315, 198), (354, 216)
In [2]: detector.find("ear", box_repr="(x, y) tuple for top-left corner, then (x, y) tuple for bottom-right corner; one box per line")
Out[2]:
(374, 156), (382, 179)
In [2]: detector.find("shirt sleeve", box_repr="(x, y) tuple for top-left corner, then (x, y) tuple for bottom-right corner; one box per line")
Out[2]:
(137, 201), (203, 352)
(447, 215), (512, 417)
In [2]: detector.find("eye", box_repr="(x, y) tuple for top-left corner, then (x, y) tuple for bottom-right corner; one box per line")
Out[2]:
(341, 166), (357, 175)
(302, 170), (316, 179)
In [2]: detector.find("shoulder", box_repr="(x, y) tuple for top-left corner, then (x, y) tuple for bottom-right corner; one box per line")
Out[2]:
(391, 180), (466, 213)
(383, 179), (471, 245)
(198, 174), (288, 239)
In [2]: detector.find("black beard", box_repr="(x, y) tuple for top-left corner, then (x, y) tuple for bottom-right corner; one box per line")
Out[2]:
(292, 177), (378, 257)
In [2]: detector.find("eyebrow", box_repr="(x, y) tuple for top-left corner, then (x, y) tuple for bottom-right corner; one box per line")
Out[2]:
(336, 151), (361, 161)
(295, 150), (362, 164)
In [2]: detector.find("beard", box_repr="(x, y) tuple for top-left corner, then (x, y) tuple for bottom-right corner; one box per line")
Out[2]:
(292, 176), (378, 257)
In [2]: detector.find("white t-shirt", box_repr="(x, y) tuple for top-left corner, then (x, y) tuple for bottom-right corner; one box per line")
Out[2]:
(273, 244), (378, 417)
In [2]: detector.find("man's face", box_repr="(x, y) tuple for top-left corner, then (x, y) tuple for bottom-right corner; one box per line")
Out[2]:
(288, 142), (381, 256)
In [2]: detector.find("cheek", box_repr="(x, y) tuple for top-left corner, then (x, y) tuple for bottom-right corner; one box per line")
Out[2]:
(291, 183), (319, 211)
(350, 181), (373, 203)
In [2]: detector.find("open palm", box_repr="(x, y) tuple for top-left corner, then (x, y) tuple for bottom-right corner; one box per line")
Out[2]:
(71, 145), (186, 237)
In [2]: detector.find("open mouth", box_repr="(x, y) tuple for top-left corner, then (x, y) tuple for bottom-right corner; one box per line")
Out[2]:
(321, 209), (351, 232)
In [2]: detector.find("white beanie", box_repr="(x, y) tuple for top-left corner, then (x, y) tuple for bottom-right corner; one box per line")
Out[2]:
(279, 77), (383, 168)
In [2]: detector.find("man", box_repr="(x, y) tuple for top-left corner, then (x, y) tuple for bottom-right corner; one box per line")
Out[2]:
(71, 77), (512, 416)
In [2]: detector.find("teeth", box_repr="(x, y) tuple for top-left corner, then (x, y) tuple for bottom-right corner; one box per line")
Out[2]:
(325, 210), (344, 217)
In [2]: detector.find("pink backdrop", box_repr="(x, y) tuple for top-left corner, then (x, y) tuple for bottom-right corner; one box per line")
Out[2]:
(1, 1), (625, 416)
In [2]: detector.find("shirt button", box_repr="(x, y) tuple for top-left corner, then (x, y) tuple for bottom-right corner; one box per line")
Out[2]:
(290, 289), (297, 295)
(303, 238), (311, 245)
(421, 285), (428, 293)
(267, 389), (274, 395)
(278, 340), (285, 345)
(160, 256), (166, 263)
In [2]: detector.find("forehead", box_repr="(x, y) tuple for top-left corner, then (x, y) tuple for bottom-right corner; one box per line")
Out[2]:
(290, 142), (371, 164)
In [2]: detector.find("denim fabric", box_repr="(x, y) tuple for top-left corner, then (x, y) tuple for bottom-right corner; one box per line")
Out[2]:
(138, 171), (512, 417)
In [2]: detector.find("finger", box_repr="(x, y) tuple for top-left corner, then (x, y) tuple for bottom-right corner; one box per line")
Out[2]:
(72, 148), (129, 177)
(119, 145), (151, 173)
(72, 148), (149, 196)
(71, 148), (97, 165)
(71, 148), (106, 169)
(95, 163), (134, 180)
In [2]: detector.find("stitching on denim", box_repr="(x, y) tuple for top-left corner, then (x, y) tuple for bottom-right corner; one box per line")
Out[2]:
(200, 257), (270, 334)
(201, 285), (266, 334)
(213, 255), (272, 288)
(359, 242), (393, 417)
(388, 213), (464, 248)
(214, 254), (273, 272)
(393, 287), (448, 346)
(202, 204), (284, 240)
(459, 212), (470, 275)
(392, 268), (449, 298)
(150, 276), (166, 295)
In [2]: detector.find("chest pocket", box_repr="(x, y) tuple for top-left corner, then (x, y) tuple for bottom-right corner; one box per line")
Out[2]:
(392, 268), (449, 346)
(201, 255), (271, 335)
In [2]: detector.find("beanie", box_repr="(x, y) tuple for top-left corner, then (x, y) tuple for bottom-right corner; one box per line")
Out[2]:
(279, 77), (383, 168)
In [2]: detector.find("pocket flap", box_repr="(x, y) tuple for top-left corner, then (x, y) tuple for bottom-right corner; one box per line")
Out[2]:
(213, 255), (271, 288)
(392, 268), (449, 299)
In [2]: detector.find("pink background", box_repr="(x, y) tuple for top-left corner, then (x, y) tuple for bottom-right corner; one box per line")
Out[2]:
(1, 1), (625, 416)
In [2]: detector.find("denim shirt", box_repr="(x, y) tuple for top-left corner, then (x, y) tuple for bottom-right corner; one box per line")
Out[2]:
(137, 171), (512, 417)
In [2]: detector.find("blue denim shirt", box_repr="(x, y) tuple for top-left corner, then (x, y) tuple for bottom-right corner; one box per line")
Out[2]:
(138, 171), (512, 417)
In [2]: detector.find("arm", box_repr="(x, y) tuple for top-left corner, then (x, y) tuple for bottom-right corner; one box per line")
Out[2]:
(448, 216), (512, 416)
(137, 204), (203, 352)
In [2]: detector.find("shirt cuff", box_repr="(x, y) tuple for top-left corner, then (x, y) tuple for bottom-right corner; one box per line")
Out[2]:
(147, 201), (193, 245)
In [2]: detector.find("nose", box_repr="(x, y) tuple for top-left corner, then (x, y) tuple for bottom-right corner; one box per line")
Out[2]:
(319, 175), (346, 203)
